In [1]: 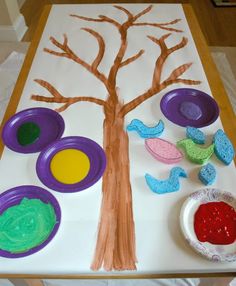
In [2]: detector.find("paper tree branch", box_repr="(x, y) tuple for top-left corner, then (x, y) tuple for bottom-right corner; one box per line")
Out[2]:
(113, 5), (133, 20)
(70, 14), (121, 29)
(120, 50), (145, 68)
(133, 19), (183, 33)
(31, 79), (108, 112)
(132, 5), (153, 21)
(120, 35), (201, 116)
(71, 5), (182, 33)
(81, 28), (105, 70)
(44, 34), (108, 86)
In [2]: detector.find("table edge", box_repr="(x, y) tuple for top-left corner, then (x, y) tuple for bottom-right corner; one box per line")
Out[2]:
(0, 5), (52, 158)
(0, 272), (235, 279)
(182, 5), (236, 148)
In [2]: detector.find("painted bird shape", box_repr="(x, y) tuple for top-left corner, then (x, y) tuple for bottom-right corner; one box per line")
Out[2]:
(145, 167), (187, 194)
(126, 119), (164, 138)
(177, 138), (214, 165)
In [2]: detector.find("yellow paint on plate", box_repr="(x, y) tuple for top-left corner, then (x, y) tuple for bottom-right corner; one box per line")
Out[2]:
(50, 149), (90, 184)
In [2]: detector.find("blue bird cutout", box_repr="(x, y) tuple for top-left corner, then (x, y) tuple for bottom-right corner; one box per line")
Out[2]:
(126, 119), (164, 138)
(145, 167), (187, 194)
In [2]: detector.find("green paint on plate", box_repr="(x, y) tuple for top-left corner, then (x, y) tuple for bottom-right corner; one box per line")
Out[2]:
(0, 198), (56, 253)
(17, 122), (40, 146)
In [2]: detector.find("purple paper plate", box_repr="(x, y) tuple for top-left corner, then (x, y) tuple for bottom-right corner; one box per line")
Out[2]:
(36, 136), (106, 193)
(0, 185), (61, 258)
(160, 88), (219, 127)
(2, 107), (65, 153)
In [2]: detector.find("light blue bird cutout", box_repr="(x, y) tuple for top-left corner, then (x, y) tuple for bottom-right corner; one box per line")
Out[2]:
(145, 167), (187, 194)
(126, 119), (164, 138)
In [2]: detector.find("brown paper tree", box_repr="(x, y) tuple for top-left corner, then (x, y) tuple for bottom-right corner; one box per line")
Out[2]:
(32, 5), (200, 271)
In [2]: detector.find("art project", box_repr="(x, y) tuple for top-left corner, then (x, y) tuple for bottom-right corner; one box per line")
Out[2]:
(31, 4), (200, 271)
(0, 4), (235, 276)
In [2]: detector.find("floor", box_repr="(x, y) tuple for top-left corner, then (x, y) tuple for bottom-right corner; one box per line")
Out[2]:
(20, 0), (236, 46)
(0, 277), (235, 286)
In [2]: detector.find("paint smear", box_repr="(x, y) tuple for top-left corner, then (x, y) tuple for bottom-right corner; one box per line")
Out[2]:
(50, 149), (90, 184)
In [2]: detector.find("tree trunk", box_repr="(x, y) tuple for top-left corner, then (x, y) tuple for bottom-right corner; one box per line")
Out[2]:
(91, 101), (137, 271)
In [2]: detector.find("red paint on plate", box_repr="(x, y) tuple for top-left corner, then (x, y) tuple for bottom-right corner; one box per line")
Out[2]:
(194, 202), (236, 245)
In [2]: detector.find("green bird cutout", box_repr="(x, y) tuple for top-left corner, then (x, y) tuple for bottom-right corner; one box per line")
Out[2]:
(177, 138), (214, 165)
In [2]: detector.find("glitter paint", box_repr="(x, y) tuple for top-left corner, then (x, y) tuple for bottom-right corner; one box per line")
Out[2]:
(194, 202), (236, 245)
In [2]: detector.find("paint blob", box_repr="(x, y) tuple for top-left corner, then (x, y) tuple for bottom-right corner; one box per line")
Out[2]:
(194, 201), (236, 245)
(17, 122), (40, 146)
(50, 149), (90, 184)
(0, 198), (56, 253)
(179, 101), (202, 120)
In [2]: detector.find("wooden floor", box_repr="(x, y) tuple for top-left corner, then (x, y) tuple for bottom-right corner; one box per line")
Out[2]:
(20, 0), (236, 46)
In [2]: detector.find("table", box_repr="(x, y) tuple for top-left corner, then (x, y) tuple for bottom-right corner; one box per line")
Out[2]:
(0, 3), (235, 280)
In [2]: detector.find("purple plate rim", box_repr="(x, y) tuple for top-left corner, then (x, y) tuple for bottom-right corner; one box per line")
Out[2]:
(36, 136), (106, 193)
(160, 88), (220, 127)
(0, 185), (61, 258)
(2, 107), (65, 154)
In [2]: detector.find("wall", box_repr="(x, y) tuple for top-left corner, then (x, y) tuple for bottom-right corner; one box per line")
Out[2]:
(0, 0), (27, 41)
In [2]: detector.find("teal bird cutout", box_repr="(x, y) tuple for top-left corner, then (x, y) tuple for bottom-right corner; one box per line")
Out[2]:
(177, 138), (214, 165)
(145, 167), (187, 194)
(126, 119), (164, 138)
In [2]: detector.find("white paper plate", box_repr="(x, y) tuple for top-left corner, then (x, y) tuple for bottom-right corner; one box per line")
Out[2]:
(180, 188), (236, 262)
